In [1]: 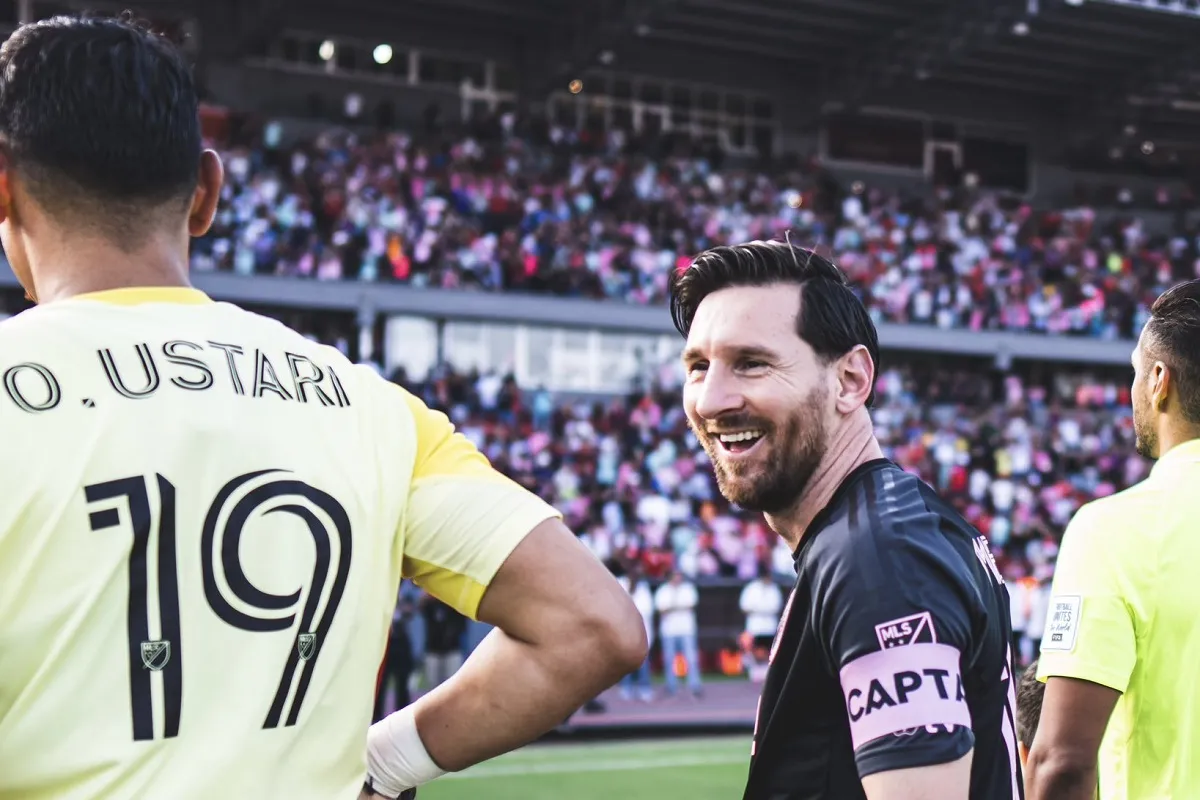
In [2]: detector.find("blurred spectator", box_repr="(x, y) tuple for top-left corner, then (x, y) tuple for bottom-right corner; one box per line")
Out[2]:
(655, 570), (703, 698)
(1023, 567), (1053, 665)
(420, 595), (466, 691)
(374, 592), (415, 722)
(739, 564), (784, 683)
(617, 563), (656, 702)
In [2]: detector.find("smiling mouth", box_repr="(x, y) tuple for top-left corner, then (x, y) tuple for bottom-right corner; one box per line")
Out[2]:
(716, 430), (765, 454)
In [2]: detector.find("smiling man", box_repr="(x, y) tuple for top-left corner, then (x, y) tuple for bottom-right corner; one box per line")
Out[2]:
(670, 241), (1022, 800)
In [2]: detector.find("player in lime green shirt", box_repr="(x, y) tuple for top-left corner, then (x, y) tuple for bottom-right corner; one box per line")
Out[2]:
(1027, 278), (1200, 800)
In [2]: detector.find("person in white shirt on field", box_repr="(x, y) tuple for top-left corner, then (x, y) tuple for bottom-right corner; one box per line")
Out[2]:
(654, 570), (703, 698)
(617, 563), (656, 702)
(739, 564), (784, 683)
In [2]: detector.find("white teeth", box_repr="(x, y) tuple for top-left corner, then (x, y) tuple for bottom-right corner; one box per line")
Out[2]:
(717, 430), (764, 443)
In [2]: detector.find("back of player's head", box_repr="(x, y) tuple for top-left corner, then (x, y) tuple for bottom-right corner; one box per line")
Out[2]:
(669, 239), (880, 406)
(1144, 279), (1200, 424)
(1016, 660), (1044, 749)
(0, 14), (201, 242)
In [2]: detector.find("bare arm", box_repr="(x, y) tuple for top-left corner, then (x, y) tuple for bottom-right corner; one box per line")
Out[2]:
(861, 752), (973, 800)
(410, 518), (647, 771)
(1025, 677), (1120, 800)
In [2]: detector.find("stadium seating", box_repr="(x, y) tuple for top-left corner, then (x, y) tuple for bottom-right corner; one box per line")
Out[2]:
(193, 124), (1193, 339)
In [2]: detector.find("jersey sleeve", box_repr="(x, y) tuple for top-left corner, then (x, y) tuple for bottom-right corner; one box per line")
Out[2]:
(813, 526), (978, 780)
(1036, 503), (1136, 693)
(397, 390), (562, 620)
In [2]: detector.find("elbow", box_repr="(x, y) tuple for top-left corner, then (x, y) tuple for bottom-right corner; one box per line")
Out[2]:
(581, 591), (649, 678)
(1027, 746), (1096, 797)
(609, 594), (650, 673)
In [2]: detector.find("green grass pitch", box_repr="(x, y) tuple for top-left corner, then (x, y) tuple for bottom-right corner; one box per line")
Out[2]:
(420, 736), (750, 800)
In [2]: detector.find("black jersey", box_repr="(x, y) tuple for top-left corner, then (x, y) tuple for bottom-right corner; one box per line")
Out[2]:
(744, 460), (1022, 800)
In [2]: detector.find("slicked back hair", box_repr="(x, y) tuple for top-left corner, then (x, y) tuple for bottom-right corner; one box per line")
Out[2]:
(0, 13), (201, 245)
(1143, 279), (1200, 424)
(670, 240), (880, 407)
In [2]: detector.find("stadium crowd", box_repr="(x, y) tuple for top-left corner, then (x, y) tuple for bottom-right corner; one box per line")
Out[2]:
(381, 357), (1140, 669)
(192, 122), (1197, 339)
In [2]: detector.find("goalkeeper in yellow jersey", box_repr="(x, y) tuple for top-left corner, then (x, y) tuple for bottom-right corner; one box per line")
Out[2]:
(0, 14), (646, 800)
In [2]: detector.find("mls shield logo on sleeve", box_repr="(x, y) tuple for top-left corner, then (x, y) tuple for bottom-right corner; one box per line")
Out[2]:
(874, 611), (937, 650)
(140, 640), (171, 671)
(297, 632), (318, 661)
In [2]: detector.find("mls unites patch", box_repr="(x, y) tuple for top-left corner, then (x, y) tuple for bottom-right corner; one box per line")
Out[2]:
(1041, 596), (1081, 652)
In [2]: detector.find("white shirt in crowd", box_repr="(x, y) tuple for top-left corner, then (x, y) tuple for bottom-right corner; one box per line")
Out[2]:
(739, 578), (784, 637)
(1009, 579), (1029, 634)
(654, 579), (699, 638)
(617, 576), (655, 645)
(1025, 581), (1052, 641)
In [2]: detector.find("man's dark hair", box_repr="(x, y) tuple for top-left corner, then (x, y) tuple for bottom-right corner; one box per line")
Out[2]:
(0, 13), (201, 243)
(670, 240), (880, 406)
(1016, 659), (1044, 748)
(1144, 278), (1200, 424)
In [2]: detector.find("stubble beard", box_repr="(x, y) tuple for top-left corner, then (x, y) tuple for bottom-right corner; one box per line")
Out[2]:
(697, 387), (830, 514)
(1133, 396), (1158, 460)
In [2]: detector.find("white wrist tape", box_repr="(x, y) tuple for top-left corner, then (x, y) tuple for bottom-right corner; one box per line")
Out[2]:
(366, 705), (447, 797)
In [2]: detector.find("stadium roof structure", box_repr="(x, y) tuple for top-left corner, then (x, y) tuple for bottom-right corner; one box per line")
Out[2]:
(130, 0), (1200, 151)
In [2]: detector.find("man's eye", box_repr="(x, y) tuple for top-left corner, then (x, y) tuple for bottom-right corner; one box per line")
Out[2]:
(687, 362), (708, 375)
(741, 360), (767, 370)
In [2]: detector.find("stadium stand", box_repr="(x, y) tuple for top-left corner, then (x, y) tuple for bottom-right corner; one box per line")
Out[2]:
(195, 125), (1189, 338)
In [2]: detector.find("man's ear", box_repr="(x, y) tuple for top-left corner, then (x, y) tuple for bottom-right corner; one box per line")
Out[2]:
(834, 345), (875, 414)
(1151, 360), (1171, 412)
(187, 149), (224, 238)
(0, 149), (12, 227)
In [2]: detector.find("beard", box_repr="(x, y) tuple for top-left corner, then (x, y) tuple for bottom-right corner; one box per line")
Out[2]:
(1133, 394), (1158, 459)
(693, 385), (829, 514)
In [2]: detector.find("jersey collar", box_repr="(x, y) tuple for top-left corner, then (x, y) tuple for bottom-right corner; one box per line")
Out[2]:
(72, 287), (213, 305)
(792, 458), (894, 563)
(1151, 437), (1200, 477)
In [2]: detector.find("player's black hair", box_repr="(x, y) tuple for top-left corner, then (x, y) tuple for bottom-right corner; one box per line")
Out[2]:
(1015, 659), (1044, 748)
(670, 239), (880, 406)
(1144, 278), (1200, 424)
(0, 13), (201, 243)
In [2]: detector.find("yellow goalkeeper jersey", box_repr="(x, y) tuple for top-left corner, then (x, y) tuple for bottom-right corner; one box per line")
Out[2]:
(0, 287), (560, 800)
(1038, 437), (1200, 800)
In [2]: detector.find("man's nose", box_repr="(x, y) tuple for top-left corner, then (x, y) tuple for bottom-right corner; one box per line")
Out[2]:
(692, 367), (744, 421)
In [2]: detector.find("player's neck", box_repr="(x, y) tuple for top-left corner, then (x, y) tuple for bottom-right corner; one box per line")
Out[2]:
(25, 229), (192, 303)
(767, 409), (883, 551)
(1157, 422), (1200, 460)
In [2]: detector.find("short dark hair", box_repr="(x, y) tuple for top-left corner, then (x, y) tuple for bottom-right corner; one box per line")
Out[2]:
(0, 14), (201, 242)
(670, 240), (880, 406)
(1016, 660), (1044, 748)
(1144, 279), (1200, 424)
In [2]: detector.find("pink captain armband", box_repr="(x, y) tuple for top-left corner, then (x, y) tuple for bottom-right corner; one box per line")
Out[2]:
(838, 642), (973, 749)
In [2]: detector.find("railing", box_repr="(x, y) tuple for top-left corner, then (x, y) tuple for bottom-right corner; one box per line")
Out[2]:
(0, 262), (1136, 366)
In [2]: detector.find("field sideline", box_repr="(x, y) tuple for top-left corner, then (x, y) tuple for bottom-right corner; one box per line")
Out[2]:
(420, 736), (750, 800)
